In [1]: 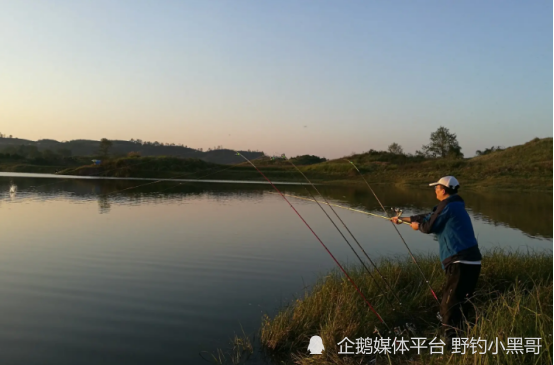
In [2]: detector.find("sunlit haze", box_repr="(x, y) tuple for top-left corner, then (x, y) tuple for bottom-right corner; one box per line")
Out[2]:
(1, 1), (552, 158)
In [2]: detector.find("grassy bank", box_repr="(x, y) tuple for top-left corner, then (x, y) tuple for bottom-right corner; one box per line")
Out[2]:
(56, 156), (224, 179)
(55, 155), (312, 182)
(0, 163), (68, 174)
(303, 137), (553, 191)
(258, 250), (552, 365)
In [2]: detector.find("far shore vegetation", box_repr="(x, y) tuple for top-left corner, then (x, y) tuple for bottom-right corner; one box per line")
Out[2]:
(210, 249), (552, 365)
(0, 128), (551, 191)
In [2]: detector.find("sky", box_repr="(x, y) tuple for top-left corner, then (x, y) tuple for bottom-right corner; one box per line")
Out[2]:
(0, 1), (552, 158)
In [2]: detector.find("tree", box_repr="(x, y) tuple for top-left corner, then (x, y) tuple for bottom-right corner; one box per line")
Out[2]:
(475, 146), (504, 156)
(388, 142), (404, 155)
(420, 126), (463, 158)
(98, 138), (113, 158)
(290, 155), (327, 165)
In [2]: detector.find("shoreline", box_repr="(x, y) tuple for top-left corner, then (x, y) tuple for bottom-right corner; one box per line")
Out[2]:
(252, 249), (552, 365)
(0, 137), (551, 192)
(1, 167), (551, 192)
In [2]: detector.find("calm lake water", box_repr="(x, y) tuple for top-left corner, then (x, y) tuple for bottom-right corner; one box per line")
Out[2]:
(0, 173), (552, 364)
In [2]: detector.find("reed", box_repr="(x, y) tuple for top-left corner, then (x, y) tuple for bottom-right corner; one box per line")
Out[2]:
(260, 249), (552, 364)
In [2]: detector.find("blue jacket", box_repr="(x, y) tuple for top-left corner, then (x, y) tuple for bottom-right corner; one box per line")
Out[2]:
(411, 195), (481, 269)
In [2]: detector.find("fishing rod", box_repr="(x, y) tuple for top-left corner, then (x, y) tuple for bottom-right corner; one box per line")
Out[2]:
(281, 155), (404, 308)
(266, 192), (410, 225)
(347, 160), (440, 305)
(234, 151), (387, 326)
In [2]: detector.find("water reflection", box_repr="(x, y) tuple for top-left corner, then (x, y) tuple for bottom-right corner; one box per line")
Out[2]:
(1, 176), (551, 239)
(0, 175), (550, 365)
(307, 185), (553, 239)
(97, 195), (111, 214)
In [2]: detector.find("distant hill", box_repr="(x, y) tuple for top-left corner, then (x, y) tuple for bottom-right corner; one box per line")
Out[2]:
(0, 138), (263, 165)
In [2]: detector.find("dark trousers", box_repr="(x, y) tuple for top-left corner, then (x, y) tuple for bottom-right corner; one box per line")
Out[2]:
(440, 263), (481, 340)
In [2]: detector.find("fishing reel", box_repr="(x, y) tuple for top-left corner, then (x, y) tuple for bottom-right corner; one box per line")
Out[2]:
(389, 208), (404, 224)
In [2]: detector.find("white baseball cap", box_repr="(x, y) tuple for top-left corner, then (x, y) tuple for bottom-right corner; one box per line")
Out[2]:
(429, 176), (460, 189)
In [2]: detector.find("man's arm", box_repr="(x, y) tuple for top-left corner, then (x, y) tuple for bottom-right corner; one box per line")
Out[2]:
(392, 213), (430, 231)
(391, 213), (429, 225)
(409, 213), (429, 223)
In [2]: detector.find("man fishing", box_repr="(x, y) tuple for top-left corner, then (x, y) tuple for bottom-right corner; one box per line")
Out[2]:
(391, 176), (482, 344)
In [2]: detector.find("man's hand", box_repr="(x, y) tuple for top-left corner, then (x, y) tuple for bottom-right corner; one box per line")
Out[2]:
(411, 222), (420, 231)
(391, 217), (402, 225)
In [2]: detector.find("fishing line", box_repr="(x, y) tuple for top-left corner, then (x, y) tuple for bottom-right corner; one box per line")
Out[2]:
(300, 181), (395, 308)
(24, 156), (169, 191)
(282, 156), (404, 307)
(347, 160), (440, 305)
(14, 157), (167, 193)
(235, 151), (387, 326)
(266, 192), (410, 225)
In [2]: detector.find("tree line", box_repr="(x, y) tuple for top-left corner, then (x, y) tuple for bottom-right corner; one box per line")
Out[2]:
(0, 144), (78, 165)
(0, 129), (508, 165)
(386, 126), (463, 158)
(386, 126), (504, 159)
